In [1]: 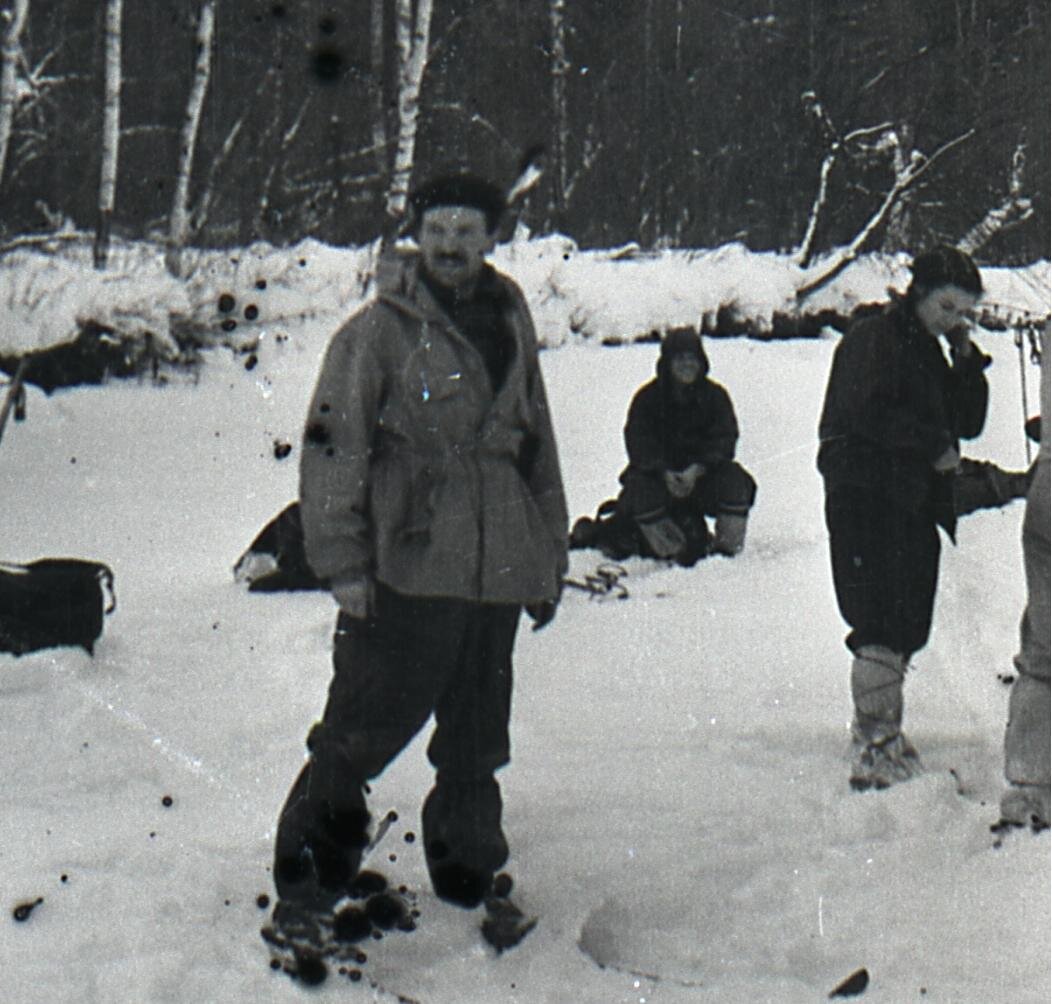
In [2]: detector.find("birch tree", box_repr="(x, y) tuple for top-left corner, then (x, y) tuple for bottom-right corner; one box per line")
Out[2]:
(0, 0), (29, 190)
(166, 0), (215, 278)
(384, 0), (433, 231)
(370, 0), (387, 184)
(958, 139), (1034, 255)
(93, 0), (123, 270)
(548, 0), (568, 221)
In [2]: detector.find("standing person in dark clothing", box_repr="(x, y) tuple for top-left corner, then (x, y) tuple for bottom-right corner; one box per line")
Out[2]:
(270, 173), (568, 931)
(572, 329), (756, 565)
(817, 245), (990, 791)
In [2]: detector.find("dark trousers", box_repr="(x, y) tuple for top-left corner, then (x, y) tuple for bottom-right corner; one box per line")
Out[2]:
(825, 488), (941, 658)
(274, 583), (521, 904)
(617, 460), (756, 520)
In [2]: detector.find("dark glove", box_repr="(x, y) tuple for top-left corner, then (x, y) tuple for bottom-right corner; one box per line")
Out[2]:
(525, 595), (560, 632)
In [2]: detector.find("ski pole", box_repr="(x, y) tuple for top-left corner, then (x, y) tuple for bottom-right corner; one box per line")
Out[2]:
(1015, 330), (1031, 466)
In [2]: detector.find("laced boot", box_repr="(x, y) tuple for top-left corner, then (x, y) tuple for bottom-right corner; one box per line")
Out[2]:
(848, 646), (921, 791)
(999, 784), (1051, 831)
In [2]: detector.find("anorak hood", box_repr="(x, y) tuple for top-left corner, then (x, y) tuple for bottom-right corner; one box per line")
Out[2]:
(657, 328), (711, 383)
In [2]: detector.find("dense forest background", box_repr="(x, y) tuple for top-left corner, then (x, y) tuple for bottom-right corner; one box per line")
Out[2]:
(1, 0), (1048, 262)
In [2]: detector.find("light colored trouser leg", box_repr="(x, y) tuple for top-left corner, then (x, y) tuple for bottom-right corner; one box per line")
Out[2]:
(714, 512), (748, 556)
(1005, 669), (1051, 785)
(1005, 456), (1050, 786)
(851, 645), (906, 744)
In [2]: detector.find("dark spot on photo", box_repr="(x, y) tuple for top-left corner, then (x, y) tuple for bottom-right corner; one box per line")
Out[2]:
(221, 318), (237, 332)
(245, 304), (259, 321)
(333, 905), (371, 942)
(273, 441), (292, 460)
(295, 953), (327, 985)
(255, 279), (267, 290)
(256, 893), (270, 909)
(348, 870), (387, 898)
(312, 48), (345, 82)
(305, 422), (330, 446)
(13, 897), (43, 922)
(244, 354), (258, 371)
(162, 795), (173, 807)
(218, 293), (236, 313)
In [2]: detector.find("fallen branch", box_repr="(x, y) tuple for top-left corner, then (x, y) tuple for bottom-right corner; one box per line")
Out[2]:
(0, 357), (28, 447)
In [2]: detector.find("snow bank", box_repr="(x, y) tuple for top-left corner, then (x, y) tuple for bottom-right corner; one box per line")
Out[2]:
(1, 236), (1048, 360)
(0, 244), (188, 355)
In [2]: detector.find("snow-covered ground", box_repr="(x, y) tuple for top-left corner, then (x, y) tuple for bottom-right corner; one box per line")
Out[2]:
(0, 242), (1048, 1004)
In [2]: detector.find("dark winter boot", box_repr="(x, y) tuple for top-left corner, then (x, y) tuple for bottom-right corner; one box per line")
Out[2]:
(274, 767), (370, 910)
(675, 513), (712, 567)
(422, 776), (508, 909)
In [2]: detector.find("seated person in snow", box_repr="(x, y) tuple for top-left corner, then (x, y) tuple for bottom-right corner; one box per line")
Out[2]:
(571, 328), (756, 565)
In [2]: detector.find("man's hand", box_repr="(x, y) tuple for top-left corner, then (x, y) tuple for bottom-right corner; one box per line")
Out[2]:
(945, 325), (973, 359)
(525, 589), (561, 632)
(330, 574), (374, 619)
(932, 445), (961, 474)
(663, 463), (705, 498)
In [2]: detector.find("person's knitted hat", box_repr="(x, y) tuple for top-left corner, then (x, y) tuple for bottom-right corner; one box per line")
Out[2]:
(909, 245), (983, 296)
(408, 173), (506, 233)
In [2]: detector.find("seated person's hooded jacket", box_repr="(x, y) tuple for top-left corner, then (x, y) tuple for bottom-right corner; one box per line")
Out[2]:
(621, 329), (739, 482)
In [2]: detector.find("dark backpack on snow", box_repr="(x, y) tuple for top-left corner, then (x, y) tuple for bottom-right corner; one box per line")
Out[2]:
(0, 559), (115, 656)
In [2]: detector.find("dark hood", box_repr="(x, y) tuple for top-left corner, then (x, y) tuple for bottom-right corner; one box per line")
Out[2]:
(656, 328), (711, 383)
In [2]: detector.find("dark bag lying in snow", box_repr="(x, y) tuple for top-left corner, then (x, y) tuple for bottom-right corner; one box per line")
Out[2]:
(233, 502), (327, 592)
(0, 559), (115, 656)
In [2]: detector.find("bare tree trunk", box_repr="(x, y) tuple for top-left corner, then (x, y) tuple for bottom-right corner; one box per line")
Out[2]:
(548, 0), (569, 223)
(166, 0), (215, 278)
(795, 88), (894, 267)
(384, 0), (433, 232)
(882, 122), (913, 251)
(370, 0), (388, 185)
(640, 0), (656, 245)
(0, 0), (30, 190)
(94, 0), (123, 270)
(258, 93), (312, 235)
(959, 139), (1033, 255)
